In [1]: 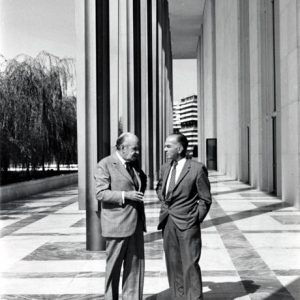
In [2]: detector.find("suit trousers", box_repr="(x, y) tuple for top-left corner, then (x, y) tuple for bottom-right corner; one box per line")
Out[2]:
(104, 221), (144, 300)
(163, 217), (203, 300)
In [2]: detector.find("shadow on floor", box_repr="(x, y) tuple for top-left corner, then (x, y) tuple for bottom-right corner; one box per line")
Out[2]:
(204, 280), (260, 299)
(144, 199), (291, 243)
(144, 288), (171, 300)
(145, 280), (260, 300)
(144, 231), (162, 243)
(144, 200), (162, 207)
(204, 201), (291, 229)
(212, 186), (256, 196)
(262, 277), (299, 299)
(210, 179), (239, 184)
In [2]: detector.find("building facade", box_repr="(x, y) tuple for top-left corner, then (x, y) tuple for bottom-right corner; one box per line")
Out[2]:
(196, 0), (300, 208)
(173, 95), (198, 155)
(179, 95), (198, 155)
(172, 103), (181, 133)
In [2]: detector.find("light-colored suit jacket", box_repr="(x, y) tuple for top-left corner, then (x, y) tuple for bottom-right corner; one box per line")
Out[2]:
(156, 158), (212, 230)
(95, 152), (147, 238)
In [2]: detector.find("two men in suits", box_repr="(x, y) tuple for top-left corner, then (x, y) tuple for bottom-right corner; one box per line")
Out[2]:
(95, 132), (147, 300)
(156, 133), (212, 300)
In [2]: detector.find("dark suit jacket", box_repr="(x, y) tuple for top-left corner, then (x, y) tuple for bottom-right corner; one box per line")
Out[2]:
(95, 152), (147, 238)
(156, 158), (211, 230)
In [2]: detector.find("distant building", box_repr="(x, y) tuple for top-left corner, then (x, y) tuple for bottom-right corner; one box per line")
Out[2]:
(173, 95), (198, 156)
(172, 103), (181, 134)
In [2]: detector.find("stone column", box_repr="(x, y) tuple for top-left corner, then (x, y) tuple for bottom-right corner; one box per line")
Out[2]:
(157, 0), (163, 167)
(76, 0), (110, 250)
(140, 0), (150, 182)
(151, 0), (159, 184)
(279, 0), (300, 207)
(128, 0), (136, 132)
(259, 0), (277, 192)
(238, 0), (251, 182)
(75, 0), (87, 211)
(109, 0), (120, 150)
(119, 0), (129, 132)
(197, 33), (205, 163)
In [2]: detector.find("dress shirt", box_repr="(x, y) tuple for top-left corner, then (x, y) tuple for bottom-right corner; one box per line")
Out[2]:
(165, 157), (186, 195)
(116, 151), (127, 203)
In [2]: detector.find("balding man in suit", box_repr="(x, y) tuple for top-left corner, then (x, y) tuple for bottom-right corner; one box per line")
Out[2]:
(156, 133), (212, 300)
(95, 132), (147, 300)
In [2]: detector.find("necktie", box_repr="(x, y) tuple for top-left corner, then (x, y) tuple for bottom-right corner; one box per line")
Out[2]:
(166, 161), (178, 199)
(125, 162), (139, 190)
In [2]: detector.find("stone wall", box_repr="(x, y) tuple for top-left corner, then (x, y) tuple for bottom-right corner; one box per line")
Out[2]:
(0, 174), (78, 203)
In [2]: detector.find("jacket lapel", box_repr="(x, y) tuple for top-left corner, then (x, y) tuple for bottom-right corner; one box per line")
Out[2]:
(173, 159), (191, 191)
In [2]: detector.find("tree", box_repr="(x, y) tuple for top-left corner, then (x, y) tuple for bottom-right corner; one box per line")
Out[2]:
(0, 52), (77, 173)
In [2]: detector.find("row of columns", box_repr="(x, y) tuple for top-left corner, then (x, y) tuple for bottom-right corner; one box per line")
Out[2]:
(75, 0), (173, 250)
(197, 0), (300, 207)
(197, 0), (278, 186)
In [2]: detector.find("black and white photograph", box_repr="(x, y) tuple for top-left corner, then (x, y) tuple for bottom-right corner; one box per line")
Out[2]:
(0, 0), (299, 299)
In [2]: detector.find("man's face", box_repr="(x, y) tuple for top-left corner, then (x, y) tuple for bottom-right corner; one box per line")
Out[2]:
(120, 137), (140, 162)
(164, 135), (181, 161)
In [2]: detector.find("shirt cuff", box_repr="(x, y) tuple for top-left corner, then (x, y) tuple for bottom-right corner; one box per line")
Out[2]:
(121, 191), (125, 204)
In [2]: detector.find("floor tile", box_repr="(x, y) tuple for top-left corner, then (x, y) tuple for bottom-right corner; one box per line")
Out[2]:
(1, 173), (299, 299)
(277, 276), (300, 300)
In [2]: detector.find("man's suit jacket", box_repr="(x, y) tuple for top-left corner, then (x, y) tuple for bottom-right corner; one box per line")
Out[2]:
(95, 152), (147, 238)
(156, 158), (211, 230)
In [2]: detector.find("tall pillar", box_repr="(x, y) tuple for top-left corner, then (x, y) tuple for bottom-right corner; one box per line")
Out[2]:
(140, 0), (150, 181)
(197, 0), (217, 166)
(119, 0), (129, 132)
(109, 0), (120, 149)
(259, 0), (277, 192)
(76, 0), (109, 251)
(85, 0), (99, 251)
(161, 2), (167, 157)
(158, 0), (173, 164)
(145, 0), (154, 188)
(75, 0), (87, 211)
(128, 0), (136, 132)
(197, 33), (205, 163)
(164, 0), (173, 137)
(238, 0), (250, 182)
(151, 0), (159, 184)
(157, 0), (163, 167)
(94, 0), (110, 250)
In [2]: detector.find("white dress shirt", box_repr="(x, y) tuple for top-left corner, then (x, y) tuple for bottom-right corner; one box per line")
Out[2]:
(165, 157), (186, 194)
(116, 151), (127, 203)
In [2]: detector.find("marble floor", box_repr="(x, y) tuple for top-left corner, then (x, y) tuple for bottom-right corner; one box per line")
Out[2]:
(0, 172), (300, 299)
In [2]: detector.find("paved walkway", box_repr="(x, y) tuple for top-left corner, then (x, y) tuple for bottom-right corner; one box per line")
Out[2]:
(0, 172), (299, 299)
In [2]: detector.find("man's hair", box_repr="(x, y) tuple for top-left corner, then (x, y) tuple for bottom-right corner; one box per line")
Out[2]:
(116, 132), (135, 150)
(174, 133), (188, 155)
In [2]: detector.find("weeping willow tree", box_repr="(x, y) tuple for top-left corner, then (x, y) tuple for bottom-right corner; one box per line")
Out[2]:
(0, 53), (77, 173)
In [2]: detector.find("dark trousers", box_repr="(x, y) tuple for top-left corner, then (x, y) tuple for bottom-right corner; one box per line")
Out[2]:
(104, 224), (144, 300)
(163, 217), (203, 300)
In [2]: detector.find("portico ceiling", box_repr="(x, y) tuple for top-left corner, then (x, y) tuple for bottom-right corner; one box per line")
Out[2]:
(168, 0), (205, 59)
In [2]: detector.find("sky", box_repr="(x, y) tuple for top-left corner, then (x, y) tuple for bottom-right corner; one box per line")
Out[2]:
(173, 59), (197, 103)
(0, 0), (197, 100)
(0, 0), (76, 59)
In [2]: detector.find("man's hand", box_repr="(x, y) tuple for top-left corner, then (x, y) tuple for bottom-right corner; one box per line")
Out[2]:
(124, 191), (144, 202)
